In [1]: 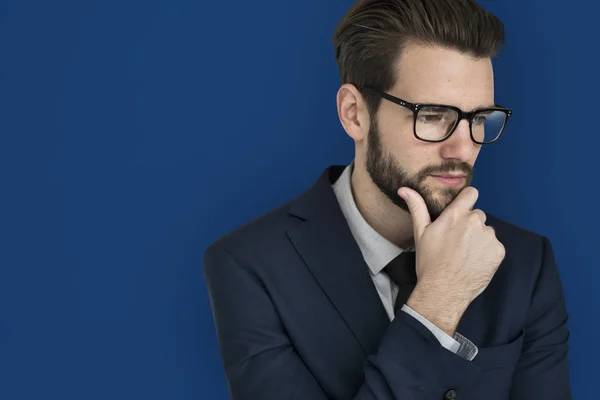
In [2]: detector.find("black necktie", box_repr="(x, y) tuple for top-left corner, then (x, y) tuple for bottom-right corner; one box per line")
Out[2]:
(383, 252), (417, 313)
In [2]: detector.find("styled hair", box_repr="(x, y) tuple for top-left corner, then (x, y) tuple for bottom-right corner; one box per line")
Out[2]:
(332, 0), (505, 114)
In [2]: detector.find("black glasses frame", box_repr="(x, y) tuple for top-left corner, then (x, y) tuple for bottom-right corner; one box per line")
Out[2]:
(360, 87), (513, 144)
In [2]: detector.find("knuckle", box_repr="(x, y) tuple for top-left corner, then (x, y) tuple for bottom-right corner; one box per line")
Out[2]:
(468, 212), (481, 224)
(477, 209), (487, 222)
(497, 243), (506, 259)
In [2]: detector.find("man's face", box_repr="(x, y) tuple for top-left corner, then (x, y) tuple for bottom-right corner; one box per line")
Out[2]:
(366, 43), (495, 221)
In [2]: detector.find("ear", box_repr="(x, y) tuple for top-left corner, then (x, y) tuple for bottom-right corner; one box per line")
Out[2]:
(336, 83), (370, 142)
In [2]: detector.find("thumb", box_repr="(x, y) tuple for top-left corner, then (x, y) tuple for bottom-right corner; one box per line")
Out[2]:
(398, 187), (431, 240)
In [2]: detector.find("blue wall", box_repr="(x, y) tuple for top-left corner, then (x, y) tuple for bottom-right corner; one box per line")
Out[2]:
(476, 1), (599, 396)
(0, 0), (596, 399)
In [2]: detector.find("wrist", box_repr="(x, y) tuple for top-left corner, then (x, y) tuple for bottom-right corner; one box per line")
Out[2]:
(406, 283), (469, 336)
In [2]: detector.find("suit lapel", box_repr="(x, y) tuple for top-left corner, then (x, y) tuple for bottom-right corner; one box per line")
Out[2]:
(287, 166), (390, 355)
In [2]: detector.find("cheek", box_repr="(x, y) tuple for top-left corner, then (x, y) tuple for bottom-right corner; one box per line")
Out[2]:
(378, 125), (434, 173)
(377, 119), (416, 158)
(402, 142), (439, 172)
(377, 109), (414, 142)
(391, 145), (438, 179)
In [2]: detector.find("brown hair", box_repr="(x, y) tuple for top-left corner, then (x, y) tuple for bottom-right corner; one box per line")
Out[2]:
(332, 0), (505, 114)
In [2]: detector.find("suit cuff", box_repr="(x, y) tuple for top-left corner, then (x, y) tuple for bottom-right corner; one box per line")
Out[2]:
(400, 304), (478, 361)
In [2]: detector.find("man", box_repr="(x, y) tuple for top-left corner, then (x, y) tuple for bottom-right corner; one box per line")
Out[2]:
(203, 0), (572, 398)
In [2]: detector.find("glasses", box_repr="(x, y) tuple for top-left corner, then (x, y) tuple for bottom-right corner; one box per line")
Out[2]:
(361, 87), (512, 145)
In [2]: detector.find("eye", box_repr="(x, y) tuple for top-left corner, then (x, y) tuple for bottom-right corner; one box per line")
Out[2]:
(417, 112), (444, 124)
(473, 112), (492, 125)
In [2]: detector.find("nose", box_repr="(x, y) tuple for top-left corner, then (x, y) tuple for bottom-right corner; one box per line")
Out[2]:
(439, 119), (476, 161)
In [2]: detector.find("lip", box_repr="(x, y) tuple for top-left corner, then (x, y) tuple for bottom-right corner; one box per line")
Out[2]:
(430, 174), (466, 187)
(430, 174), (467, 179)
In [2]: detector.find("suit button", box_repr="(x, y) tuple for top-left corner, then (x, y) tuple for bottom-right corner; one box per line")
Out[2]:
(444, 389), (457, 400)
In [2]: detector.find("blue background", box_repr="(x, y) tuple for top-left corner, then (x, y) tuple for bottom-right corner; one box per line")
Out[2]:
(0, 0), (596, 399)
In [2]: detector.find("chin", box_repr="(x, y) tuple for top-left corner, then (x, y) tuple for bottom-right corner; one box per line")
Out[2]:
(421, 187), (461, 217)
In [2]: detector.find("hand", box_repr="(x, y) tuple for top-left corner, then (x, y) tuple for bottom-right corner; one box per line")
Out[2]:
(398, 186), (506, 335)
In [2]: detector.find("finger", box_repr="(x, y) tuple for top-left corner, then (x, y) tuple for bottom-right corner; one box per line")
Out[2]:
(472, 209), (487, 225)
(485, 225), (497, 236)
(398, 187), (431, 240)
(444, 186), (479, 215)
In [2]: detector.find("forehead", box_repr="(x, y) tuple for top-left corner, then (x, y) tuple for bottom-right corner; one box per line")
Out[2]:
(390, 43), (495, 110)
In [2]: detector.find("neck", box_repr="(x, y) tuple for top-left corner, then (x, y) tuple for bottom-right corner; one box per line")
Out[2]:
(350, 159), (415, 249)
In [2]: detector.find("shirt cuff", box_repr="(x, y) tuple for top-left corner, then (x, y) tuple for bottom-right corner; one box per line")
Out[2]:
(400, 304), (479, 361)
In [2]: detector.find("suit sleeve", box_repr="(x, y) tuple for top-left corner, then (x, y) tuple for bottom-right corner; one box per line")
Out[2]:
(204, 243), (491, 399)
(509, 237), (572, 399)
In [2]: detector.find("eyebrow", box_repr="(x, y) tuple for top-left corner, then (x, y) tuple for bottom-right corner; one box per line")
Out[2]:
(460, 103), (500, 111)
(415, 100), (500, 110)
(481, 103), (500, 109)
(470, 104), (502, 112)
(461, 103), (499, 110)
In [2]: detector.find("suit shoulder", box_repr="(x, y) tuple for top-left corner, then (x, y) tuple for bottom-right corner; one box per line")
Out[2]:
(206, 196), (303, 258)
(485, 212), (548, 251)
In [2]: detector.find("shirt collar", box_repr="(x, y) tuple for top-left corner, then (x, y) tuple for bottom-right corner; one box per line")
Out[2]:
(332, 162), (408, 276)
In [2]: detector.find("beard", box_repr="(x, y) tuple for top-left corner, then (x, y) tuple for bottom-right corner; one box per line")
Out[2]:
(365, 116), (473, 222)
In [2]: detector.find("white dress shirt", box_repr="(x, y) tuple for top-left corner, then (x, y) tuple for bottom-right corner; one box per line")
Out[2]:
(332, 162), (478, 361)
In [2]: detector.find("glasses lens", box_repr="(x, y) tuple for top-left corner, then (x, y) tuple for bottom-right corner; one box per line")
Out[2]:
(415, 106), (459, 141)
(471, 110), (507, 144)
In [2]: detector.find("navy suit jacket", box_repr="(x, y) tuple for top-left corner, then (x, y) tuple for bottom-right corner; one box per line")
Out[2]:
(204, 166), (572, 399)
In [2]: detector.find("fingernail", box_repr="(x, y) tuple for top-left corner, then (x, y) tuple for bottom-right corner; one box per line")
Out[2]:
(398, 188), (408, 200)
